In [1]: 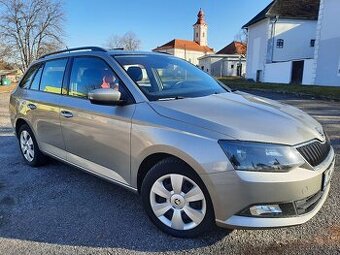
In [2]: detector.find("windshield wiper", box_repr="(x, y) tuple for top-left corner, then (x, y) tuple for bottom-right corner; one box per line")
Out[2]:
(157, 96), (185, 101)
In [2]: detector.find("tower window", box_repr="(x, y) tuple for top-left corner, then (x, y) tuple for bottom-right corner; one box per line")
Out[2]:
(276, 39), (284, 48)
(196, 32), (198, 38)
(203, 32), (205, 37)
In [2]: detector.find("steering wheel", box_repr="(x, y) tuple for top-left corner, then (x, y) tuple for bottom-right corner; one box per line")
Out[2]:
(172, 80), (186, 89)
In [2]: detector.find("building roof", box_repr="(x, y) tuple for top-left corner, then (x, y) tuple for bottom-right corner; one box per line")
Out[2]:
(242, 0), (320, 28)
(194, 8), (206, 25)
(216, 41), (247, 55)
(153, 39), (214, 53)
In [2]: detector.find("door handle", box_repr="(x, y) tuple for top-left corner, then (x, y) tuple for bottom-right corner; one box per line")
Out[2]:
(27, 103), (37, 110)
(60, 110), (73, 118)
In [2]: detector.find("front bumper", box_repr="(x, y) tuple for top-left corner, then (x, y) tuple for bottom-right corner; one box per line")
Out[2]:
(201, 147), (335, 229)
(216, 184), (330, 229)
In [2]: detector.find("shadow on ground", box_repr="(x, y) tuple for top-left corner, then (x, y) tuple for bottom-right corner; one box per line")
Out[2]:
(0, 134), (228, 252)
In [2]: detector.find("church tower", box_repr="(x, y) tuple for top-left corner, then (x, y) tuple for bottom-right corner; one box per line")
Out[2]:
(193, 9), (208, 46)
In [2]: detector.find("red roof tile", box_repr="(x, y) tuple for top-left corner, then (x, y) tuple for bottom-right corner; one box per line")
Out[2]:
(153, 39), (214, 53)
(216, 41), (247, 55)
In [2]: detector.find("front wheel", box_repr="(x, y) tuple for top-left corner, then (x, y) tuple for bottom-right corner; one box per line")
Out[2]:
(141, 158), (215, 238)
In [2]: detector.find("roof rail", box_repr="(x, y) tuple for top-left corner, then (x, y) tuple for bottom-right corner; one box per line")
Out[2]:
(39, 46), (107, 59)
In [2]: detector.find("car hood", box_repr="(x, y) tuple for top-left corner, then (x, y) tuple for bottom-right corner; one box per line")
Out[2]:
(149, 92), (324, 145)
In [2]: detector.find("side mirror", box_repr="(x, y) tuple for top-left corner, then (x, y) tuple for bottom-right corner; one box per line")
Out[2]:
(88, 89), (125, 105)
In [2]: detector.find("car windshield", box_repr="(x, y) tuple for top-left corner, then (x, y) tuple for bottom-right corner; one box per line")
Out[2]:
(114, 54), (228, 101)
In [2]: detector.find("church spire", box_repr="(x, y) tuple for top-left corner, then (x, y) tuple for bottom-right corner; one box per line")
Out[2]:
(193, 8), (208, 46)
(194, 8), (206, 25)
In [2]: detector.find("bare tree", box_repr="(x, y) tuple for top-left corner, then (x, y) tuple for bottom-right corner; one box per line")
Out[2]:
(234, 29), (248, 44)
(121, 32), (141, 51)
(0, 43), (12, 66)
(0, 0), (64, 71)
(106, 31), (141, 51)
(106, 35), (123, 49)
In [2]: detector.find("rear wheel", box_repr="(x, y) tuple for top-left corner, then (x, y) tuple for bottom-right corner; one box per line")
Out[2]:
(18, 124), (47, 167)
(141, 158), (215, 238)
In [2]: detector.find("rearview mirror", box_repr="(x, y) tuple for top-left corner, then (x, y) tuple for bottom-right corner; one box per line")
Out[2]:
(88, 89), (124, 105)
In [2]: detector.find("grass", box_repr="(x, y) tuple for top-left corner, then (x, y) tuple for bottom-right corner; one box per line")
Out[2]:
(219, 77), (340, 100)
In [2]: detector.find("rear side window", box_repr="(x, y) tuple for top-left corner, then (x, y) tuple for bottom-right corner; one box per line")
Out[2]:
(30, 65), (44, 90)
(40, 59), (68, 94)
(69, 57), (122, 98)
(19, 64), (40, 89)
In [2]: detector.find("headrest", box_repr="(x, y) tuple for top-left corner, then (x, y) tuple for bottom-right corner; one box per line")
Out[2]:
(127, 66), (143, 82)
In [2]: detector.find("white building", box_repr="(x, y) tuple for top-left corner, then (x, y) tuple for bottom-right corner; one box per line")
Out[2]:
(313, 0), (340, 86)
(153, 9), (214, 65)
(243, 0), (320, 84)
(198, 41), (247, 77)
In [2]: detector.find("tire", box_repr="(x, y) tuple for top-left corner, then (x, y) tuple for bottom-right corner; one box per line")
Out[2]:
(18, 124), (47, 167)
(141, 157), (215, 238)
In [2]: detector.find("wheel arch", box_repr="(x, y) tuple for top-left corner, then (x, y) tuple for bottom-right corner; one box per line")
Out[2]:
(138, 153), (177, 193)
(15, 118), (30, 137)
(136, 150), (205, 194)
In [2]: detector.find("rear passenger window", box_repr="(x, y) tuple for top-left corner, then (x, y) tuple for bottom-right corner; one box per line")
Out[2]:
(40, 59), (68, 94)
(19, 64), (40, 89)
(69, 57), (121, 98)
(30, 65), (44, 90)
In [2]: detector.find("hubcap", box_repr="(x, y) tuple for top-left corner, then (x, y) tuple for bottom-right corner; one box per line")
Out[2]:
(150, 174), (206, 231)
(20, 130), (34, 162)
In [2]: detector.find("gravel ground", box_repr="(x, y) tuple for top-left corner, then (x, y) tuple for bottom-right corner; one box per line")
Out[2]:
(0, 90), (339, 255)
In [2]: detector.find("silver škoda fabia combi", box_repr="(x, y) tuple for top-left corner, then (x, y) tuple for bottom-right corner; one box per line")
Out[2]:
(10, 47), (335, 238)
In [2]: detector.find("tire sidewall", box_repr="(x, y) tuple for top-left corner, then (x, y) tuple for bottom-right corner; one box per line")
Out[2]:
(18, 124), (43, 167)
(141, 158), (215, 238)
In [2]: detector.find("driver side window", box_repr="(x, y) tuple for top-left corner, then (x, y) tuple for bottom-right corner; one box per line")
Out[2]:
(69, 57), (122, 98)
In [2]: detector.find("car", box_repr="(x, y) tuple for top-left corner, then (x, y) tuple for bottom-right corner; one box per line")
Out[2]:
(9, 47), (335, 238)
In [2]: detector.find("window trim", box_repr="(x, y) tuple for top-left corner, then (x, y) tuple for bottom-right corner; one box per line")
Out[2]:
(65, 55), (135, 104)
(62, 57), (73, 95)
(29, 63), (44, 91)
(19, 64), (41, 89)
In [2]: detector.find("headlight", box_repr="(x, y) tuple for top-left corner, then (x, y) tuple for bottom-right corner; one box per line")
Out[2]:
(218, 140), (305, 172)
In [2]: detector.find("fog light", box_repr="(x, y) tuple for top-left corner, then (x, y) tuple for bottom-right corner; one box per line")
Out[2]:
(249, 205), (282, 216)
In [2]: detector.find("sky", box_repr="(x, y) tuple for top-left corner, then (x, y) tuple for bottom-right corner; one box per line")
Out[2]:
(64, 0), (272, 52)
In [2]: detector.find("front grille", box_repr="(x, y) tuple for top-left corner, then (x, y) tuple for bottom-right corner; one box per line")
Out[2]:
(294, 191), (323, 215)
(297, 140), (331, 167)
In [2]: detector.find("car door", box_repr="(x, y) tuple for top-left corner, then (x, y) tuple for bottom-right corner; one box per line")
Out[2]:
(59, 56), (135, 185)
(21, 58), (68, 159)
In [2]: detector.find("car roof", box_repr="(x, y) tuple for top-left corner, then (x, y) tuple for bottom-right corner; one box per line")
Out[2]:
(108, 50), (167, 56)
(37, 48), (165, 60)
(28, 47), (172, 68)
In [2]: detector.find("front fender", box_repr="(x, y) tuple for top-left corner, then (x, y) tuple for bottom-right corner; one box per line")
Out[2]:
(130, 123), (233, 188)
